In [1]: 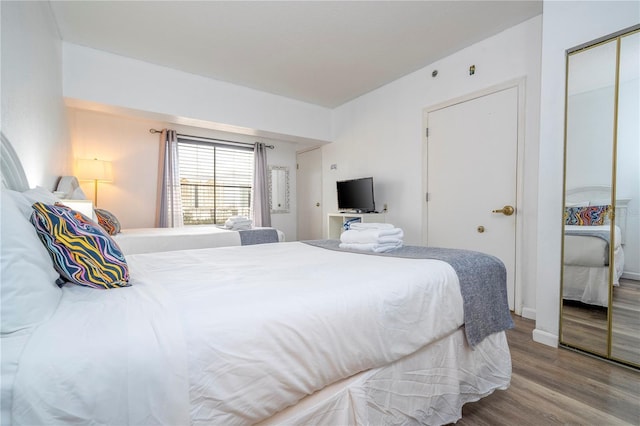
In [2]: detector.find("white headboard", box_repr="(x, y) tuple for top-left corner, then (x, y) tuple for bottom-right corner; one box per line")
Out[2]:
(1, 132), (29, 192)
(566, 185), (630, 244)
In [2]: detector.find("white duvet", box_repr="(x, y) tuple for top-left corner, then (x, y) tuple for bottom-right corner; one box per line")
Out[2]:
(12, 242), (465, 425)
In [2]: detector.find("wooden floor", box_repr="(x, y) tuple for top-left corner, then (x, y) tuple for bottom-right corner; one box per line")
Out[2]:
(453, 315), (640, 426)
(612, 278), (640, 364)
(561, 278), (640, 364)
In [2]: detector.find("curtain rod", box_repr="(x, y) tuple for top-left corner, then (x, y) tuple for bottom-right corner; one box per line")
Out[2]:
(149, 128), (274, 149)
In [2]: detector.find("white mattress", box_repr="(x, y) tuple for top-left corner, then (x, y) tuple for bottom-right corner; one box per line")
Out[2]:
(11, 242), (480, 425)
(114, 225), (284, 254)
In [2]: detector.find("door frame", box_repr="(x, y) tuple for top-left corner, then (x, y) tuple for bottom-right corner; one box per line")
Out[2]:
(421, 78), (526, 315)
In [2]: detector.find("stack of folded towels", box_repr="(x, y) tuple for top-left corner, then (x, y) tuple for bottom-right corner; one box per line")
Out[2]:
(224, 216), (252, 230)
(339, 223), (404, 253)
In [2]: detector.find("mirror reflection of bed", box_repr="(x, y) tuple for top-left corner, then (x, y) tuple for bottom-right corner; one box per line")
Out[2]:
(561, 187), (639, 364)
(562, 186), (640, 364)
(561, 187), (623, 356)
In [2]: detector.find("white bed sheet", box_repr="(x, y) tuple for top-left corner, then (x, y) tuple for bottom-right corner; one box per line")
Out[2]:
(114, 225), (284, 255)
(12, 242), (468, 425)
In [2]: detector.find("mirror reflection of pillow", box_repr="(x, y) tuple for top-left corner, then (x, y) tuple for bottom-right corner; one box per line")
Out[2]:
(30, 202), (130, 289)
(94, 208), (121, 235)
(564, 205), (611, 226)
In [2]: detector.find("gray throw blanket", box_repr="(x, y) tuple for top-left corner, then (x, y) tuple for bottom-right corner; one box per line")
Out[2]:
(303, 239), (513, 347)
(565, 228), (611, 264)
(239, 228), (279, 245)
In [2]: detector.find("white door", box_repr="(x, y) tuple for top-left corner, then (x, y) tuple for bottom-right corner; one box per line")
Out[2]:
(425, 86), (518, 309)
(296, 148), (323, 240)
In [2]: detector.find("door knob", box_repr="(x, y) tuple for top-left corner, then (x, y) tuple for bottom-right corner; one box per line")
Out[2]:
(316, 202), (320, 207)
(492, 205), (515, 216)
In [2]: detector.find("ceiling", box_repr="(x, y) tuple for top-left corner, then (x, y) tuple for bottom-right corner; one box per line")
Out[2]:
(50, 1), (542, 108)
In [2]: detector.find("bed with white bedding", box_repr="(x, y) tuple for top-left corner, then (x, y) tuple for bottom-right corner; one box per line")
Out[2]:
(54, 175), (284, 255)
(8, 242), (512, 425)
(1, 134), (513, 425)
(114, 225), (285, 254)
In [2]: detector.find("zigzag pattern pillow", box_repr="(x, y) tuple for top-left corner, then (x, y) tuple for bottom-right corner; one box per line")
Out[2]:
(95, 208), (121, 235)
(564, 204), (611, 226)
(30, 202), (130, 289)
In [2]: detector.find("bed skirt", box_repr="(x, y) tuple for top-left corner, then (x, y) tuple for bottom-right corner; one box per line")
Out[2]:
(258, 327), (511, 426)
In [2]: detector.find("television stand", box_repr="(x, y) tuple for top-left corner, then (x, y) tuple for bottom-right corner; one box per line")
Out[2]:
(327, 212), (386, 239)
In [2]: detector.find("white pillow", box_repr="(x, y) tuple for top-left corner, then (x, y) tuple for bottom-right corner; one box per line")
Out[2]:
(1, 189), (61, 335)
(565, 201), (589, 207)
(9, 186), (59, 219)
(23, 186), (58, 203)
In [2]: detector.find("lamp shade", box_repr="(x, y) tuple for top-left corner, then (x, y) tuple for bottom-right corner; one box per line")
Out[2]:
(76, 158), (113, 182)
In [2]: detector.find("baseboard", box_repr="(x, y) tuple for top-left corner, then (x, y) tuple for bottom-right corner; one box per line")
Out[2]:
(521, 307), (536, 320)
(532, 328), (558, 348)
(621, 271), (639, 281)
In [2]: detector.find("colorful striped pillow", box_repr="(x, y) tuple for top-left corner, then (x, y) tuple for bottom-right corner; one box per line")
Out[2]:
(564, 205), (611, 226)
(95, 208), (121, 235)
(30, 202), (130, 289)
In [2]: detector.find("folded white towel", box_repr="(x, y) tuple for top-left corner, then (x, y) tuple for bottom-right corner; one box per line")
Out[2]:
(340, 228), (404, 244)
(226, 216), (251, 223)
(224, 216), (252, 230)
(339, 241), (403, 253)
(349, 222), (395, 231)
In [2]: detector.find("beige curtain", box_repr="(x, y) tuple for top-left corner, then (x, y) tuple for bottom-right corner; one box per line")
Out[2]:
(156, 129), (184, 227)
(252, 142), (271, 227)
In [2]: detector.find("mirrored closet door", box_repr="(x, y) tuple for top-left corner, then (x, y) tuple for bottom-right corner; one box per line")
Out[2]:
(560, 24), (639, 368)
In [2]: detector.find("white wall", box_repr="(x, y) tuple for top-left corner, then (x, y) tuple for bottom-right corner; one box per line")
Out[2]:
(328, 16), (542, 315)
(535, 0), (640, 346)
(1, 1), (71, 189)
(63, 43), (333, 144)
(68, 108), (299, 240)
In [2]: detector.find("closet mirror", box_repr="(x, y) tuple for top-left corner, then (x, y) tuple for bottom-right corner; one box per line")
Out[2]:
(268, 165), (290, 214)
(560, 25), (639, 368)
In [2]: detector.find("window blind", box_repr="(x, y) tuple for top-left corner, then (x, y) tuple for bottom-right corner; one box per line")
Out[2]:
(177, 140), (254, 225)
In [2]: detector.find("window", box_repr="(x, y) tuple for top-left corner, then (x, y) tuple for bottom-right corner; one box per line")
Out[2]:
(177, 139), (253, 225)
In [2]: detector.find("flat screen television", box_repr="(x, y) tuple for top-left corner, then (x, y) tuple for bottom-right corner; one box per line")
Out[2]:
(336, 177), (376, 213)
